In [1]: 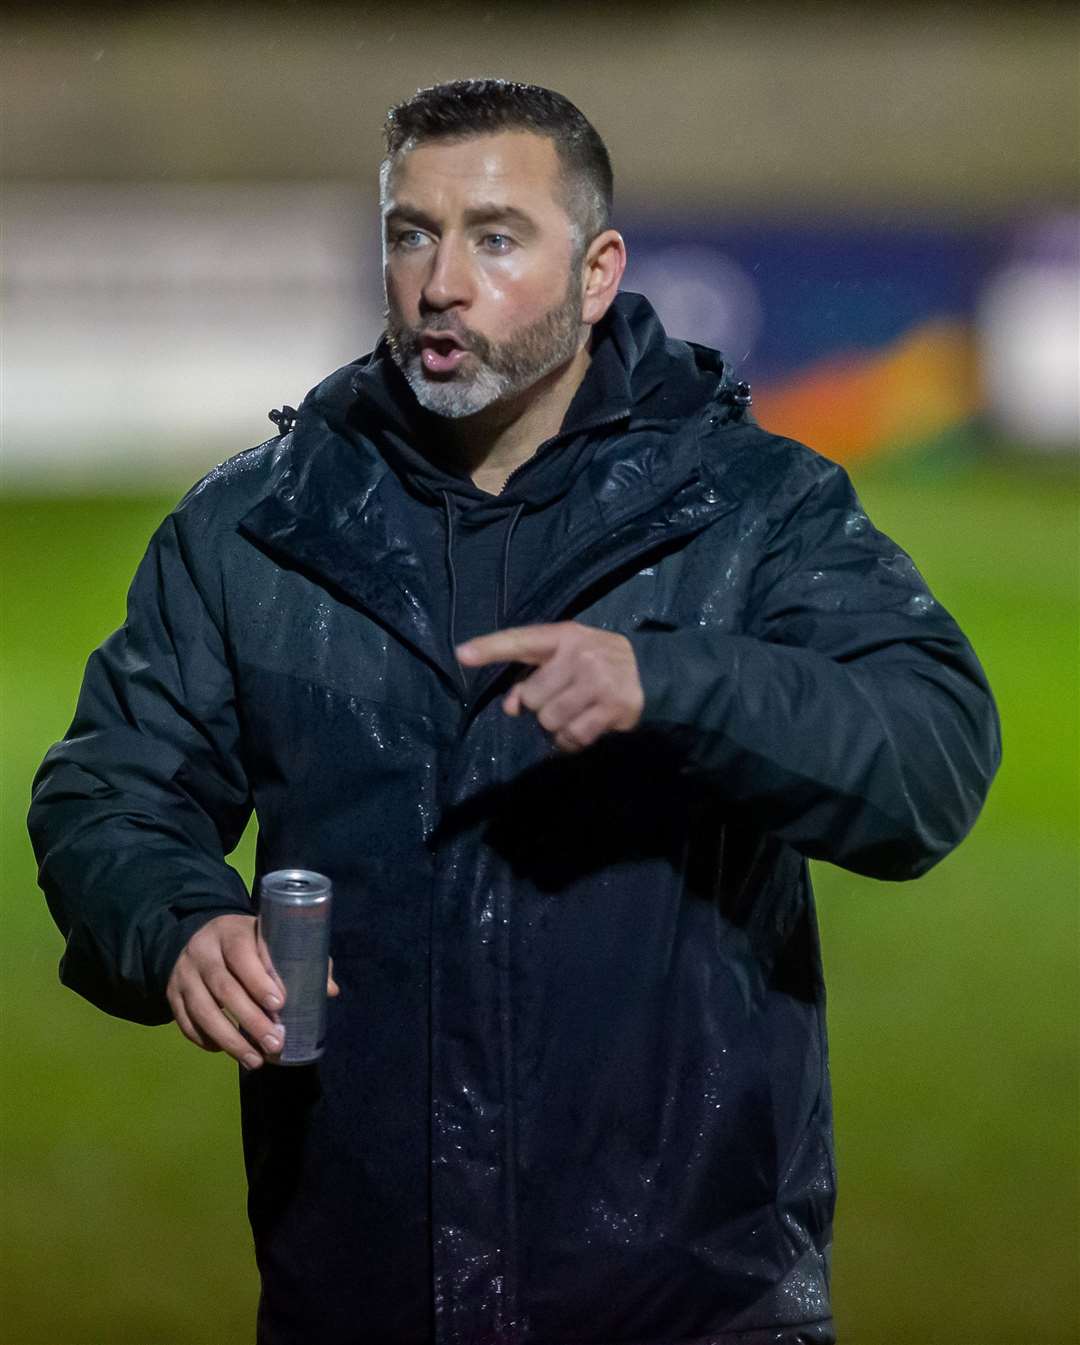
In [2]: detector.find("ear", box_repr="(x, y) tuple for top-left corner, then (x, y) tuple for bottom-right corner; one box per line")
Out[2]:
(580, 230), (627, 327)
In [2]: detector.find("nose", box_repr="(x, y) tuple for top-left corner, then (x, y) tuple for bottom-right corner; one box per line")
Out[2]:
(421, 236), (472, 313)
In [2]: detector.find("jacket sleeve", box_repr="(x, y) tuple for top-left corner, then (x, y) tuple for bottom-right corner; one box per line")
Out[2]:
(28, 509), (255, 1025)
(626, 459), (1001, 880)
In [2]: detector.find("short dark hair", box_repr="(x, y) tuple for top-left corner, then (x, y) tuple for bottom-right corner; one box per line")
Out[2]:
(383, 79), (613, 248)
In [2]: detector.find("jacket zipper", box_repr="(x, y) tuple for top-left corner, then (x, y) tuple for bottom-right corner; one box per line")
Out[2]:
(495, 409), (629, 496)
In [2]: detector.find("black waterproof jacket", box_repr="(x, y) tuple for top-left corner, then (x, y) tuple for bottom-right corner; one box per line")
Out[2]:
(29, 295), (1000, 1345)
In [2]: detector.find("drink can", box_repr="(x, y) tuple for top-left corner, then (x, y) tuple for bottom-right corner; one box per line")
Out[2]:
(257, 869), (332, 1065)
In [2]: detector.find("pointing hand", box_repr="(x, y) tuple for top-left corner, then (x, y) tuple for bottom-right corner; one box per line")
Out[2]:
(456, 621), (644, 753)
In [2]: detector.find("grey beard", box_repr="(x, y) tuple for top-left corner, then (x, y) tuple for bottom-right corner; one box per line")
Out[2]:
(386, 278), (584, 420)
(396, 355), (515, 419)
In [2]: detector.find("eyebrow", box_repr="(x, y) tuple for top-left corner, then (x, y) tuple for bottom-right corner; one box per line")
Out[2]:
(384, 202), (539, 237)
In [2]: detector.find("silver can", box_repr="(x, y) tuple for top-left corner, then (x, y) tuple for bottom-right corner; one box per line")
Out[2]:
(257, 869), (333, 1065)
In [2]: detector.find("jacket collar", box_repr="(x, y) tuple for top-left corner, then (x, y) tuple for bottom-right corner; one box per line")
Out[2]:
(239, 294), (748, 702)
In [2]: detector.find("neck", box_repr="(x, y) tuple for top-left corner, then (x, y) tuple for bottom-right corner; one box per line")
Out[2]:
(444, 339), (592, 494)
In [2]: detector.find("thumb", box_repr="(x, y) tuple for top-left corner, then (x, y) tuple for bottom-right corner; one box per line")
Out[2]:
(327, 955), (340, 998)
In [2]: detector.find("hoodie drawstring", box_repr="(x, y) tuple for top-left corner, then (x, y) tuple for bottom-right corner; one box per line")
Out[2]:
(441, 491), (465, 691)
(498, 502), (526, 627)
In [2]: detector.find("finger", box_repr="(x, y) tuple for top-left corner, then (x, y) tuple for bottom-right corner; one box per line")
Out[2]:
(201, 962), (286, 1058)
(172, 996), (222, 1053)
(535, 681), (595, 735)
(456, 623), (566, 668)
(223, 925), (285, 1013)
(254, 922), (286, 1001)
(327, 956), (340, 998)
(511, 658), (577, 718)
(181, 980), (271, 1069)
(553, 704), (613, 754)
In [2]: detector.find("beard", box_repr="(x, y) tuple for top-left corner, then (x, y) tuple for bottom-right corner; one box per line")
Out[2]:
(385, 274), (585, 419)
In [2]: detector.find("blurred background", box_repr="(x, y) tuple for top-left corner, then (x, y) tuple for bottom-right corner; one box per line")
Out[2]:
(2, 3), (1077, 1342)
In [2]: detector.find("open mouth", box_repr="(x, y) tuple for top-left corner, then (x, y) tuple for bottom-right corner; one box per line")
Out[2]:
(418, 332), (470, 376)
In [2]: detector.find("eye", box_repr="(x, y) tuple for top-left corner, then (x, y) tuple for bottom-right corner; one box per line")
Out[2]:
(480, 233), (515, 253)
(392, 229), (429, 250)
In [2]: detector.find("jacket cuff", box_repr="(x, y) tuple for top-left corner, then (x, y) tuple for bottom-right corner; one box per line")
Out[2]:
(626, 628), (738, 729)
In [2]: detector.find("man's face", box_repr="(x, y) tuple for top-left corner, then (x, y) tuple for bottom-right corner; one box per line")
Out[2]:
(382, 131), (586, 419)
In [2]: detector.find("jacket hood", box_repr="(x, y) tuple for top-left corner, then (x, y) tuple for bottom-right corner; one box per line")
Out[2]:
(313, 290), (738, 430)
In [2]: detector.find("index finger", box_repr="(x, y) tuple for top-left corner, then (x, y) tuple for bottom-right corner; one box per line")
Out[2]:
(456, 624), (564, 669)
(222, 923), (285, 1012)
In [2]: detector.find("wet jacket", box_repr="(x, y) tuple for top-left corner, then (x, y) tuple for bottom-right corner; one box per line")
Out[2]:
(29, 294), (1001, 1345)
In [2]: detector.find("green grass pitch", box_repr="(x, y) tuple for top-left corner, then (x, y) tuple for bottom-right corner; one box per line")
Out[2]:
(2, 454), (1076, 1343)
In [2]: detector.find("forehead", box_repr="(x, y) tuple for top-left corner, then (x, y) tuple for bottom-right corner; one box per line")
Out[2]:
(384, 131), (565, 213)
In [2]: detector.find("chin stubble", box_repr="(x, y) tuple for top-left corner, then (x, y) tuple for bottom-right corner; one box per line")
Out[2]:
(386, 277), (584, 419)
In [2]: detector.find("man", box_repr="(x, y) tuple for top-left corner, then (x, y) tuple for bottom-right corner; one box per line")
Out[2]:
(29, 80), (1000, 1345)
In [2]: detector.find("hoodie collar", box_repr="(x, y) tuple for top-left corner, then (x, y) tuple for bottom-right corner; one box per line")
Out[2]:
(343, 296), (638, 517)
